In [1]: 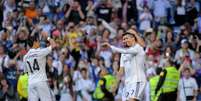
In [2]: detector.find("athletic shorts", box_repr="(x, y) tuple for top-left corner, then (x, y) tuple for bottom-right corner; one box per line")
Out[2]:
(122, 82), (146, 101)
(28, 81), (54, 101)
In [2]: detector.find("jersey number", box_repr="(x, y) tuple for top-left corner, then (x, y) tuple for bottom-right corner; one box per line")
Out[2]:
(27, 59), (40, 73)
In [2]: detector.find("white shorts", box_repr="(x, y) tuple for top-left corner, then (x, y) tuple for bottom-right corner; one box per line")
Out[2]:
(122, 82), (146, 101)
(28, 81), (54, 101)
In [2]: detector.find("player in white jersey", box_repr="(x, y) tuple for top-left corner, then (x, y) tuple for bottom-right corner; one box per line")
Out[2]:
(102, 29), (146, 101)
(23, 36), (56, 101)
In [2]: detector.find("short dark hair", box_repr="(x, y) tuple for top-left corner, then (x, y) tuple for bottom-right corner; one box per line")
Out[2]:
(27, 35), (39, 47)
(122, 32), (137, 41)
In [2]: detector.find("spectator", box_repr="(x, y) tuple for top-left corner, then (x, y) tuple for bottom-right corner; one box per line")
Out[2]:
(85, 0), (95, 17)
(192, 51), (201, 70)
(139, 6), (153, 33)
(40, 16), (53, 35)
(17, 73), (28, 101)
(59, 74), (75, 101)
(3, 59), (18, 90)
(121, 0), (138, 23)
(186, 0), (199, 25)
(88, 57), (100, 84)
(159, 46), (175, 68)
(46, 55), (59, 79)
(0, 44), (10, 74)
(175, 39), (195, 65)
(47, 75), (58, 101)
(136, 0), (153, 13)
(144, 28), (156, 47)
(93, 68), (117, 101)
(153, 0), (170, 25)
(82, 16), (97, 36)
(0, 29), (13, 52)
(0, 74), (16, 101)
(24, 1), (38, 22)
(174, 0), (187, 26)
(178, 67), (198, 101)
(95, 0), (112, 22)
(155, 59), (180, 101)
(164, 29), (177, 50)
(189, 35), (200, 52)
(146, 39), (162, 61)
(96, 39), (112, 68)
(65, 0), (85, 24)
(148, 68), (163, 101)
(3, 0), (16, 23)
(76, 68), (94, 101)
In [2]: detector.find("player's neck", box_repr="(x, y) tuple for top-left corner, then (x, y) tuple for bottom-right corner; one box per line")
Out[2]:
(31, 47), (38, 49)
(32, 45), (40, 49)
(130, 42), (136, 47)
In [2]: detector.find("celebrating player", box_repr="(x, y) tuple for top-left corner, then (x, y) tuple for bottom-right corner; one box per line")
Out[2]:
(23, 36), (56, 101)
(102, 29), (146, 101)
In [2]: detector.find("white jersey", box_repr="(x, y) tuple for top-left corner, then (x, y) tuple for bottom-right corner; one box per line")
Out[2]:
(111, 44), (146, 83)
(178, 77), (198, 101)
(23, 46), (52, 84)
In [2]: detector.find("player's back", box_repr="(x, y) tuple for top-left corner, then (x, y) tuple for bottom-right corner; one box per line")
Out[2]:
(24, 47), (52, 84)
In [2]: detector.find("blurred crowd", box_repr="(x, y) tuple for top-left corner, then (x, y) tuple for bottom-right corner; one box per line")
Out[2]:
(0, 0), (201, 101)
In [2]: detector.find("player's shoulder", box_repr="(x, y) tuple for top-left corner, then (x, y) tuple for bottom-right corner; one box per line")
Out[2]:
(29, 48), (42, 53)
(132, 44), (143, 50)
(135, 43), (142, 48)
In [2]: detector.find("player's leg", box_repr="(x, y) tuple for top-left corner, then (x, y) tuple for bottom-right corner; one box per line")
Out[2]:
(122, 85), (129, 101)
(128, 82), (146, 101)
(36, 81), (54, 101)
(28, 84), (39, 101)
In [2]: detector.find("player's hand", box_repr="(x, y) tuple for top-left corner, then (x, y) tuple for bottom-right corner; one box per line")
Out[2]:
(101, 42), (110, 48)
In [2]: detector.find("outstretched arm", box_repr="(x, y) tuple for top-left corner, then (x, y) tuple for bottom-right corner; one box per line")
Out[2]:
(102, 42), (139, 54)
(38, 37), (56, 57)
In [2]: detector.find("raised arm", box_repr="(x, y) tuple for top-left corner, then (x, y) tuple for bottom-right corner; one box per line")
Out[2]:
(101, 19), (116, 34)
(65, 6), (72, 19)
(102, 42), (140, 54)
(38, 37), (56, 57)
(47, 37), (56, 49)
(77, 5), (85, 19)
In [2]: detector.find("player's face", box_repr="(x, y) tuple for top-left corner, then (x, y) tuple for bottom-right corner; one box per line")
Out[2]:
(123, 34), (135, 47)
(122, 36), (127, 47)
